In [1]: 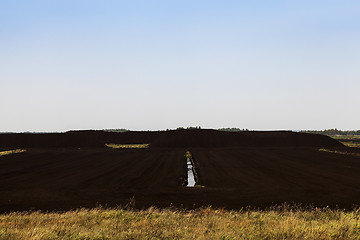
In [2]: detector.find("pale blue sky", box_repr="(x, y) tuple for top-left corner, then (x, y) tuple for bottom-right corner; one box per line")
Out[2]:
(1, 1), (360, 132)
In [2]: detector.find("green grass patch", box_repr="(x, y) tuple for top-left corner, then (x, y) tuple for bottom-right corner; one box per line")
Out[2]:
(105, 143), (149, 149)
(1, 207), (360, 239)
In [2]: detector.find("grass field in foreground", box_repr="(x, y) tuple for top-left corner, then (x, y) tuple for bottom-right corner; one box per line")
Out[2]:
(1, 207), (360, 239)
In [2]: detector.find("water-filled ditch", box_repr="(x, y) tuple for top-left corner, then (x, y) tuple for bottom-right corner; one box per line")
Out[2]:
(186, 157), (196, 187)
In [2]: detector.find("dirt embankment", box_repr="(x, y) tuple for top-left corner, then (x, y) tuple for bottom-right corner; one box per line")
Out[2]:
(0, 129), (343, 148)
(151, 129), (343, 148)
(0, 131), (162, 148)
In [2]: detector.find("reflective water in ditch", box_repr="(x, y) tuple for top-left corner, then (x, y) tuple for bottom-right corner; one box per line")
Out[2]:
(186, 158), (195, 187)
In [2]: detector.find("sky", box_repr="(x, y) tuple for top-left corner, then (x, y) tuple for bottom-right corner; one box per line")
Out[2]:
(1, 1), (360, 132)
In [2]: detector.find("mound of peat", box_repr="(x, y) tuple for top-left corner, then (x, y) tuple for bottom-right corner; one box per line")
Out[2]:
(150, 129), (343, 148)
(0, 131), (103, 148)
(0, 129), (343, 148)
(0, 130), (161, 148)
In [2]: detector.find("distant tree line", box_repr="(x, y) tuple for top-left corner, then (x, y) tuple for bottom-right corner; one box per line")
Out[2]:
(103, 129), (129, 133)
(301, 129), (360, 136)
(176, 126), (202, 130)
(104, 127), (204, 132)
(218, 128), (249, 132)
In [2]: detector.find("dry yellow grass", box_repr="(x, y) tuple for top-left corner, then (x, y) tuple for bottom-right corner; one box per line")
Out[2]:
(0, 149), (26, 157)
(1, 207), (360, 239)
(105, 144), (149, 149)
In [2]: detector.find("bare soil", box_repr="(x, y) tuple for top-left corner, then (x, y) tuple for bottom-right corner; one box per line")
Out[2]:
(1, 130), (358, 212)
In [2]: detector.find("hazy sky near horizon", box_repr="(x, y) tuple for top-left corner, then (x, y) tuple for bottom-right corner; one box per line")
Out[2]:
(1, 1), (360, 132)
